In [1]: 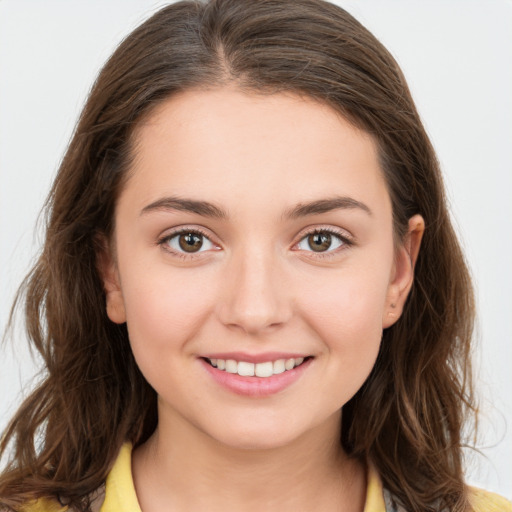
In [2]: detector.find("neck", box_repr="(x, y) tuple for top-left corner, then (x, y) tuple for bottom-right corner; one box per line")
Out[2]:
(132, 408), (366, 512)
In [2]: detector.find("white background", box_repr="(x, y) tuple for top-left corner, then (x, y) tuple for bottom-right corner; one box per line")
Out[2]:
(1, 0), (511, 500)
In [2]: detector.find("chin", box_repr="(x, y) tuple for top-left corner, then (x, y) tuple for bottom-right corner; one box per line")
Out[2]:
(213, 429), (299, 452)
(201, 413), (321, 453)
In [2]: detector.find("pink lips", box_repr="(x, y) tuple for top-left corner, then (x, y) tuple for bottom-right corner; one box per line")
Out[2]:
(200, 354), (312, 397)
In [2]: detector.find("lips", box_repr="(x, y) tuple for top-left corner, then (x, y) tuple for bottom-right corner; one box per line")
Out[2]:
(200, 353), (313, 397)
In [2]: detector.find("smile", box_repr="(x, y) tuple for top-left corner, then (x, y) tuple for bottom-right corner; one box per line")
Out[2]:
(206, 357), (306, 378)
(200, 354), (313, 397)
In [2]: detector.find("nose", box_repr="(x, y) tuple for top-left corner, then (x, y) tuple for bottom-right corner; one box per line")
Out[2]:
(216, 248), (292, 335)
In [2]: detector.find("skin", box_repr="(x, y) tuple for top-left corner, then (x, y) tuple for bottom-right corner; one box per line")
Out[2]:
(99, 87), (424, 511)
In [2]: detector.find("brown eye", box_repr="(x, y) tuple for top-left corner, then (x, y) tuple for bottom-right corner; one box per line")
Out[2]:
(296, 230), (346, 254)
(307, 232), (332, 252)
(162, 230), (216, 256)
(178, 232), (204, 252)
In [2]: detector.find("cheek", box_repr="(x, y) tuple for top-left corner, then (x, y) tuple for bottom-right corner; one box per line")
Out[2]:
(119, 268), (217, 365)
(297, 264), (390, 359)
(301, 262), (389, 319)
(299, 270), (388, 405)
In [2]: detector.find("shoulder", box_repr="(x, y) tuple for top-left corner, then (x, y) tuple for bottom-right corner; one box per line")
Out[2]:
(16, 500), (68, 512)
(469, 487), (512, 512)
(15, 487), (105, 512)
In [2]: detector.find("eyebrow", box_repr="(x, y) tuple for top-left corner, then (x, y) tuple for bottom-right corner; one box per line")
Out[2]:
(140, 196), (227, 219)
(140, 195), (372, 219)
(283, 196), (372, 219)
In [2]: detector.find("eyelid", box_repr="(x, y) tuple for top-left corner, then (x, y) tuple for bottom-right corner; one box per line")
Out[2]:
(157, 225), (221, 257)
(292, 225), (354, 255)
(156, 224), (353, 259)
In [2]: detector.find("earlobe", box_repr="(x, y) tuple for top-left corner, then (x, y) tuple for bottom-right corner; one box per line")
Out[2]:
(96, 236), (126, 325)
(382, 214), (425, 328)
(106, 294), (127, 324)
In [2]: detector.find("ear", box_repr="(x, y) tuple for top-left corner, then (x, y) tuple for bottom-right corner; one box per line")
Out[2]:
(96, 235), (126, 324)
(382, 214), (424, 329)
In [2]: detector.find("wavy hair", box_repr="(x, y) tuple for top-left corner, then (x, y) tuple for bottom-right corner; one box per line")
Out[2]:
(0, 1), (476, 510)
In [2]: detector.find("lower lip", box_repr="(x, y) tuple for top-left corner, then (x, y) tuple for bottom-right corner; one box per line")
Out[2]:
(200, 358), (312, 397)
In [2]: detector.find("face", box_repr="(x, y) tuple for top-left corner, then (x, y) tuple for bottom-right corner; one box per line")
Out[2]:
(100, 87), (423, 451)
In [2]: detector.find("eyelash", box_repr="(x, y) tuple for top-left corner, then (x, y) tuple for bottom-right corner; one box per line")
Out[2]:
(157, 227), (217, 260)
(293, 227), (353, 259)
(157, 226), (353, 259)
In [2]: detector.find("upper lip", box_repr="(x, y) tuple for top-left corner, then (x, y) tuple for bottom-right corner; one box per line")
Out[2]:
(201, 352), (311, 364)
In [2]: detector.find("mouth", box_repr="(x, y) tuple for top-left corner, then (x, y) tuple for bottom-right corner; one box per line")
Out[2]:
(202, 356), (311, 378)
(199, 352), (314, 396)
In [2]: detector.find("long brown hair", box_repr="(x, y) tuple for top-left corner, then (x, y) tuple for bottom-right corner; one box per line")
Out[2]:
(0, 1), (476, 510)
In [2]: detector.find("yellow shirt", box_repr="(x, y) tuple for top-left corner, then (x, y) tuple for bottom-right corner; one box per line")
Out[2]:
(100, 443), (386, 512)
(22, 443), (512, 511)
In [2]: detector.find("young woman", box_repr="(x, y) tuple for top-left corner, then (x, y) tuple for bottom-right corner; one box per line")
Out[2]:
(0, 1), (510, 511)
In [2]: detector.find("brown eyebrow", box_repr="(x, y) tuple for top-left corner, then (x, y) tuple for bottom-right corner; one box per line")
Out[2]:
(140, 195), (371, 220)
(140, 197), (227, 219)
(283, 196), (372, 219)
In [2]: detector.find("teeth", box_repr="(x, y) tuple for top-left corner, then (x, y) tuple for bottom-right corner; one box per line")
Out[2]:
(225, 359), (237, 373)
(273, 359), (285, 374)
(255, 361), (273, 378)
(207, 357), (307, 378)
(237, 361), (255, 376)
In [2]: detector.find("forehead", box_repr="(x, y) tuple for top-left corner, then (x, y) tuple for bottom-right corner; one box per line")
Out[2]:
(123, 87), (390, 218)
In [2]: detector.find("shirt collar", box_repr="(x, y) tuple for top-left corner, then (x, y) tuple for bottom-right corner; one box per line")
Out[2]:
(101, 443), (387, 512)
